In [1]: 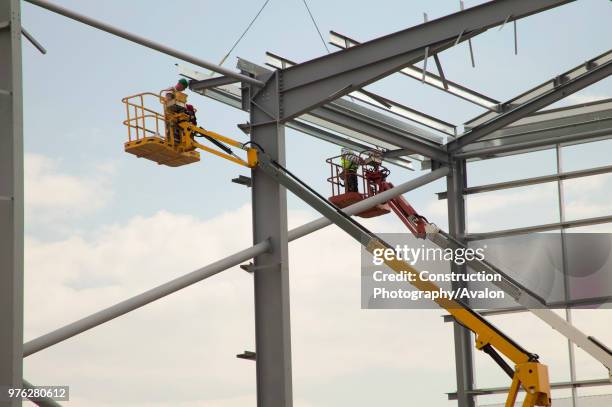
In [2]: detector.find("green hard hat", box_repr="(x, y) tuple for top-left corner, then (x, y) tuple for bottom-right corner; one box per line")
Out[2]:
(178, 78), (189, 87)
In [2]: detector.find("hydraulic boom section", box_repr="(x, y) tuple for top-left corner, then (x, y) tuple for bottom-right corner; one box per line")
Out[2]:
(259, 153), (552, 407)
(123, 84), (555, 406)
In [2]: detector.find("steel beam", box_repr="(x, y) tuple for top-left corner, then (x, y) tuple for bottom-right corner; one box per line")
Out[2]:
(465, 214), (612, 242)
(21, 27), (46, 54)
(444, 299), (612, 319)
(308, 102), (449, 162)
(22, 242), (271, 356)
(465, 56), (612, 130)
(266, 52), (457, 136)
(555, 145), (579, 407)
(23, 170), (448, 357)
(179, 64), (444, 163)
(23, 379), (63, 407)
(284, 120), (414, 169)
(454, 99), (612, 159)
(189, 76), (239, 91)
(436, 163), (612, 199)
(0, 0), (24, 404)
(446, 160), (476, 407)
(24, 0), (263, 87)
(247, 71), (293, 407)
(275, 0), (572, 120)
(447, 378), (612, 399)
(236, 57), (447, 159)
(456, 127), (612, 160)
(288, 167), (449, 240)
(449, 50), (612, 153)
(328, 31), (500, 111)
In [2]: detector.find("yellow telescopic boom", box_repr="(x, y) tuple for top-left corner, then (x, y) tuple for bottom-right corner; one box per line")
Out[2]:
(122, 89), (551, 407)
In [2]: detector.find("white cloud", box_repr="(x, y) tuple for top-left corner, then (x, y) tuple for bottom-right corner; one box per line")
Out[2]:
(22, 205), (612, 406)
(563, 174), (612, 219)
(24, 153), (115, 221)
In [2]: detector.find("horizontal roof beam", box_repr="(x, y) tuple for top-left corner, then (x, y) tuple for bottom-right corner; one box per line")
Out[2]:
(236, 58), (448, 161)
(266, 52), (457, 136)
(465, 53), (612, 130)
(180, 63), (447, 162)
(308, 103), (449, 162)
(455, 127), (612, 160)
(275, 0), (572, 120)
(186, 78), (419, 167)
(282, 120), (414, 169)
(328, 30), (500, 111)
(452, 98), (612, 159)
(449, 50), (612, 152)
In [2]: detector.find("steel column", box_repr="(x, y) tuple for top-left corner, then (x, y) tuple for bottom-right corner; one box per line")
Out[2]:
(555, 145), (579, 407)
(446, 160), (475, 407)
(0, 0), (24, 404)
(249, 71), (293, 407)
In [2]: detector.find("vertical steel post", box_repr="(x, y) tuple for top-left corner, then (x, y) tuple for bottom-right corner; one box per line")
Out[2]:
(248, 71), (293, 407)
(556, 145), (578, 407)
(0, 0), (24, 404)
(446, 160), (476, 407)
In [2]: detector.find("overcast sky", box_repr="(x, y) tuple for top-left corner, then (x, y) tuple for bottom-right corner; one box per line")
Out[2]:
(20, 0), (612, 405)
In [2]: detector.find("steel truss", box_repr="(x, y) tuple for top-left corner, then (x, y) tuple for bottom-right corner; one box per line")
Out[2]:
(7, 0), (612, 406)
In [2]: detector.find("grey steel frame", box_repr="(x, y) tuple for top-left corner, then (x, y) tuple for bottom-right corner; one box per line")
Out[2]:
(9, 0), (612, 406)
(327, 30), (501, 112)
(446, 159), (475, 407)
(437, 139), (612, 407)
(246, 70), (295, 407)
(0, 1), (24, 406)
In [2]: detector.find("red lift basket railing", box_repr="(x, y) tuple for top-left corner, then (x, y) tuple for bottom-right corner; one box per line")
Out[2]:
(326, 154), (391, 218)
(326, 152), (429, 238)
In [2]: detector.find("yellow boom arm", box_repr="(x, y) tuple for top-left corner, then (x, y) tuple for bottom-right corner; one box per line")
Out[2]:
(367, 239), (551, 407)
(122, 89), (552, 407)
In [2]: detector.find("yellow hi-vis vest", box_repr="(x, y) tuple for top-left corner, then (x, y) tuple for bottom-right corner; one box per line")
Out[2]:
(341, 155), (359, 171)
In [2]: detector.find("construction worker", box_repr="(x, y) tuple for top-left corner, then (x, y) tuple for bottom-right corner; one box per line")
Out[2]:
(169, 78), (188, 93)
(186, 104), (198, 126)
(162, 79), (190, 146)
(340, 148), (361, 193)
(164, 78), (189, 105)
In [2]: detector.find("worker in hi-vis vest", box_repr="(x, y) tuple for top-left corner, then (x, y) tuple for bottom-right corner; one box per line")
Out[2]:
(340, 148), (361, 193)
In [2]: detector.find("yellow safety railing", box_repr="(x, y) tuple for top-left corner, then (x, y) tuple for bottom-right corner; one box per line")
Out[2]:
(121, 92), (166, 142)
